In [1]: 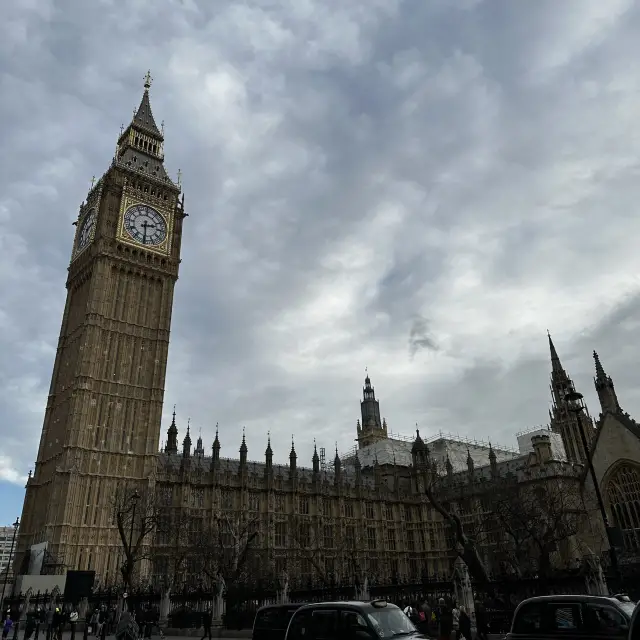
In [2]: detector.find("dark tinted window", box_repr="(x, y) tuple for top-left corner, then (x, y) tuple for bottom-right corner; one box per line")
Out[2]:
(583, 605), (628, 635)
(287, 610), (312, 640)
(513, 603), (544, 634)
(256, 608), (299, 630)
(312, 610), (339, 640)
(549, 604), (581, 631)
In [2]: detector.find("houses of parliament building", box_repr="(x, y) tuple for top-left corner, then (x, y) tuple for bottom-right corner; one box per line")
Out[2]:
(15, 77), (640, 589)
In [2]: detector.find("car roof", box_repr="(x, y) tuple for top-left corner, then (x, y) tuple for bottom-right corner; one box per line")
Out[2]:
(515, 595), (628, 608)
(296, 601), (399, 612)
(257, 603), (303, 612)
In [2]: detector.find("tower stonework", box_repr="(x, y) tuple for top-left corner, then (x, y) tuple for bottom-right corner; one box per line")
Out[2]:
(357, 374), (388, 448)
(547, 333), (595, 463)
(17, 75), (185, 579)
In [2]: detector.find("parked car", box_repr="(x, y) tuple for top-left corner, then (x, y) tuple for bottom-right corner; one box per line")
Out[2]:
(284, 600), (430, 640)
(253, 604), (304, 640)
(507, 594), (636, 640)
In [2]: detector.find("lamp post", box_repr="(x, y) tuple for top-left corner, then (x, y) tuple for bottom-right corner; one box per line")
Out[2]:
(1, 518), (20, 614)
(565, 391), (621, 580)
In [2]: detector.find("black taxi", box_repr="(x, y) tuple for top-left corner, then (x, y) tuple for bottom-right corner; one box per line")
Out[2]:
(284, 600), (429, 640)
(507, 594), (636, 640)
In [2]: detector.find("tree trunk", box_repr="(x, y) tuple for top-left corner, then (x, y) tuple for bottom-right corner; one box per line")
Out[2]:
(425, 484), (492, 589)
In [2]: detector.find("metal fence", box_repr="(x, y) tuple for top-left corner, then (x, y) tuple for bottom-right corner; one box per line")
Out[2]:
(3, 568), (638, 632)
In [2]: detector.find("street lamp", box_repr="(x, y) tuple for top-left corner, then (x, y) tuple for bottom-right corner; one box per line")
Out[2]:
(565, 391), (621, 580)
(1, 518), (20, 613)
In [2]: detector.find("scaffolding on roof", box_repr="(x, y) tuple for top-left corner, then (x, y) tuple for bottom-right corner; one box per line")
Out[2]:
(515, 424), (551, 437)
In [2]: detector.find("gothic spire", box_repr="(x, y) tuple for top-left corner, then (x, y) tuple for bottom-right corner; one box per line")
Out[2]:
(165, 406), (178, 455)
(265, 432), (273, 457)
(548, 330), (564, 375)
(182, 419), (192, 458)
(466, 448), (474, 473)
(594, 350), (606, 381)
(593, 350), (621, 414)
(132, 71), (163, 139)
(239, 427), (248, 466)
(312, 440), (320, 474)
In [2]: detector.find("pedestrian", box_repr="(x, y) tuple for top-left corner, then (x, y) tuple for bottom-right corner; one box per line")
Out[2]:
(438, 598), (453, 640)
(452, 603), (460, 640)
(475, 602), (489, 640)
(45, 608), (54, 640)
(2, 615), (13, 640)
(201, 608), (212, 640)
(459, 606), (472, 640)
(35, 606), (46, 640)
(69, 606), (79, 640)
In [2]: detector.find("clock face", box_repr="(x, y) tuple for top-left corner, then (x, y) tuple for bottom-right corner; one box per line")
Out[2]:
(123, 204), (167, 246)
(77, 209), (96, 252)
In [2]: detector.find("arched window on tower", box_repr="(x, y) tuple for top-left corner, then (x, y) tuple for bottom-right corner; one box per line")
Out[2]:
(607, 463), (640, 551)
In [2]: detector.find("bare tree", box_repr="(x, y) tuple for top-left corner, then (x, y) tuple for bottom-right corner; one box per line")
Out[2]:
(420, 460), (492, 585)
(488, 474), (585, 578)
(113, 485), (166, 590)
(149, 511), (196, 592)
(196, 513), (261, 589)
(289, 518), (357, 587)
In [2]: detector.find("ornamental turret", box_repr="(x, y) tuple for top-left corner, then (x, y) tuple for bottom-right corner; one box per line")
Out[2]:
(289, 437), (297, 479)
(182, 421), (192, 458)
(594, 351), (621, 414)
(239, 429), (248, 467)
(334, 446), (342, 485)
(357, 371), (388, 448)
(165, 407), (178, 455)
(211, 423), (220, 470)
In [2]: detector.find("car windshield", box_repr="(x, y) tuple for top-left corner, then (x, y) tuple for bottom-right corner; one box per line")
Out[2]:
(619, 602), (636, 618)
(367, 608), (417, 638)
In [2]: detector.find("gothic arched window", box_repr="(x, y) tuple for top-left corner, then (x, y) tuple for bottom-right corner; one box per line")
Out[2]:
(607, 463), (640, 550)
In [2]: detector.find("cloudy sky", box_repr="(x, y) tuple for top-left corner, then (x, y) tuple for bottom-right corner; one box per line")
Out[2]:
(2, 0), (640, 520)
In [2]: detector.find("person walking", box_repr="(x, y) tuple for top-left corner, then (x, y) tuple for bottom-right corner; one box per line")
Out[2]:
(438, 599), (453, 640)
(475, 602), (489, 640)
(201, 608), (212, 640)
(45, 607), (54, 640)
(451, 604), (460, 640)
(2, 615), (13, 640)
(458, 606), (472, 640)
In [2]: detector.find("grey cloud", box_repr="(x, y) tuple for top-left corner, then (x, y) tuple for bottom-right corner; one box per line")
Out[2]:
(2, 0), (640, 507)
(408, 316), (439, 359)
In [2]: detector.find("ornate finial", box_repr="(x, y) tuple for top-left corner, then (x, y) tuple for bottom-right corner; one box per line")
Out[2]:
(177, 168), (182, 187)
(120, 123), (124, 135)
(365, 366), (368, 374)
(215, 421), (219, 434)
(133, 107), (137, 118)
(161, 120), (165, 135)
(90, 176), (96, 188)
(144, 70), (153, 90)
(187, 418), (191, 434)
(267, 430), (271, 443)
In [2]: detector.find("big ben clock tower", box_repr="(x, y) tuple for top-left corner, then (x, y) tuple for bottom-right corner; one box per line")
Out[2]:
(16, 73), (186, 580)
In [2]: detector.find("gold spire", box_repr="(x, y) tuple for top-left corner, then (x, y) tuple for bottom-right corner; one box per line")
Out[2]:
(144, 70), (153, 90)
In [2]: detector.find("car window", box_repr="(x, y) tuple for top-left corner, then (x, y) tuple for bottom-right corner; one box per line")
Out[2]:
(287, 610), (313, 640)
(255, 609), (281, 629)
(311, 610), (339, 640)
(549, 605), (582, 631)
(513, 603), (545, 634)
(341, 611), (368, 628)
(584, 605), (628, 635)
